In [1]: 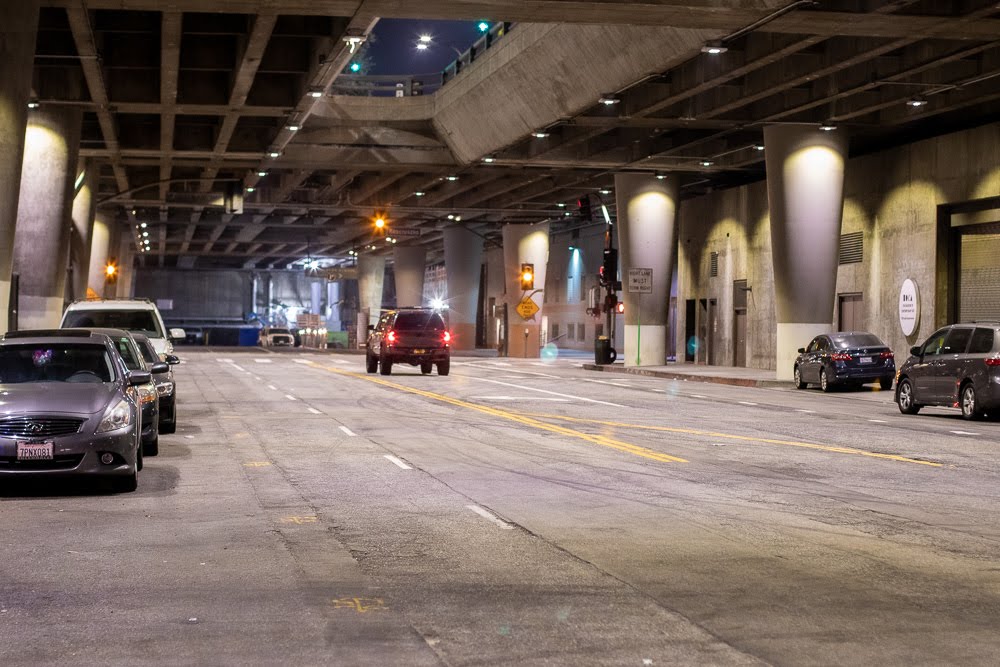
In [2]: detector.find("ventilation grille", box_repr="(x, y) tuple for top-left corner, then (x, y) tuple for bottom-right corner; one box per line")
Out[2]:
(960, 233), (1000, 322)
(710, 252), (719, 277)
(0, 417), (84, 438)
(839, 232), (864, 264)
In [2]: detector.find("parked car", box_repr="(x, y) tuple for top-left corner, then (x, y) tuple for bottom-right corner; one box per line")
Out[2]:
(259, 326), (294, 347)
(896, 323), (1000, 420)
(794, 332), (895, 392)
(366, 308), (451, 376)
(133, 333), (180, 434)
(61, 298), (185, 358)
(70, 328), (164, 456)
(0, 329), (148, 492)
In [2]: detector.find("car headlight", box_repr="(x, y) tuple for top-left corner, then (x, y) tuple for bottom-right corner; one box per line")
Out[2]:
(156, 382), (174, 397)
(137, 383), (157, 405)
(97, 399), (134, 433)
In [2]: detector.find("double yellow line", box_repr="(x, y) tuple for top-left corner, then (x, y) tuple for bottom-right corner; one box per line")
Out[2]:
(307, 362), (687, 464)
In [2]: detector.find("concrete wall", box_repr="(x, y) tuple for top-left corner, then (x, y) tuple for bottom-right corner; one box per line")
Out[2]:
(543, 224), (606, 351)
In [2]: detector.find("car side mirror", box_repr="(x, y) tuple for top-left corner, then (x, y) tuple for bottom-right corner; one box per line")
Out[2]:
(368, 324), (375, 331)
(169, 328), (186, 340)
(150, 362), (169, 375)
(910, 346), (922, 357)
(128, 370), (152, 386)
(797, 348), (805, 354)
(164, 354), (180, 365)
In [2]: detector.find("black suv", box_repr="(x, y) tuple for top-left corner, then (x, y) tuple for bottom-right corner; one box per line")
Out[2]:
(366, 309), (451, 376)
(896, 323), (1000, 420)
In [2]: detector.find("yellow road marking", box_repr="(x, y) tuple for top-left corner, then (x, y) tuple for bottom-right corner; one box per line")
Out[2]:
(243, 461), (272, 467)
(306, 362), (686, 464)
(331, 597), (387, 613)
(522, 413), (941, 467)
(281, 516), (317, 524)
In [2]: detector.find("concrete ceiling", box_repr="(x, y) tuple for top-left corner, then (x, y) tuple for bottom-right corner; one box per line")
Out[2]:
(30, 0), (1000, 269)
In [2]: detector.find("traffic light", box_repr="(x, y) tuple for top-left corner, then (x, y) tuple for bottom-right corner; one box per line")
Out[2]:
(602, 248), (618, 284)
(616, 301), (625, 314)
(578, 196), (592, 221)
(519, 263), (534, 290)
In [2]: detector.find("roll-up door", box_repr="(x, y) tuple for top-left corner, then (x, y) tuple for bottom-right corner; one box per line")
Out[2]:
(960, 230), (1000, 322)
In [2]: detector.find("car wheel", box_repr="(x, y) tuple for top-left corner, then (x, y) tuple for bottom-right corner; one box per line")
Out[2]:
(960, 382), (982, 421)
(379, 353), (392, 375)
(366, 353), (378, 374)
(879, 377), (893, 391)
(820, 368), (833, 392)
(437, 359), (450, 376)
(896, 378), (921, 415)
(793, 366), (807, 390)
(160, 418), (176, 435)
(111, 473), (138, 493)
(420, 362), (433, 374)
(143, 433), (159, 457)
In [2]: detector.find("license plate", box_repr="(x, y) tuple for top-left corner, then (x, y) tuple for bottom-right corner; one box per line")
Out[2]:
(859, 356), (873, 364)
(17, 441), (54, 461)
(413, 349), (426, 354)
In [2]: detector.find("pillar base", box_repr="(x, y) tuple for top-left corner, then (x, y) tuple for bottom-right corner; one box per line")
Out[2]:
(624, 324), (666, 367)
(776, 323), (830, 380)
(450, 322), (477, 353)
(0, 278), (9, 333)
(17, 295), (64, 330)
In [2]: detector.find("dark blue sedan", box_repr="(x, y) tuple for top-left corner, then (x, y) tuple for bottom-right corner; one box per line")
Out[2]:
(794, 332), (895, 392)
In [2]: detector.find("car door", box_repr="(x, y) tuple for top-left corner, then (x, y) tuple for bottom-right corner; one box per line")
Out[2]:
(800, 337), (821, 382)
(935, 327), (973, 405)
(912, 328), (949, 404)
(810, 336), (831, 383)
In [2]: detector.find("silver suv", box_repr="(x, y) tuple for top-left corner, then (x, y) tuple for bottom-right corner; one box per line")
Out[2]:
(895, 323), (1000, 420)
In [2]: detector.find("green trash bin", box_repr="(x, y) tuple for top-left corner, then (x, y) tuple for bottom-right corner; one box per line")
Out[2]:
(594, 336), (616, 364)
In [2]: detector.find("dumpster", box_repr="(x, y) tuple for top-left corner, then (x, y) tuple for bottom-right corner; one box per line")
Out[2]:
(594, 336), (617, 364)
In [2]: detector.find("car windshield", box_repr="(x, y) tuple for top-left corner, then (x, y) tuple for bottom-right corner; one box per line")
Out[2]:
(110, 337), (143, 371)
(0, 343), (116, 383)
(63, 309), (163, 338)
(831, 333), (884, 349)
(394, 312), (445, 331)
(269, 328), (290, 335)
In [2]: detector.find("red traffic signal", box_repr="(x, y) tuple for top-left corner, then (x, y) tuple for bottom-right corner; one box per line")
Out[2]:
(616, 301), (625, 314)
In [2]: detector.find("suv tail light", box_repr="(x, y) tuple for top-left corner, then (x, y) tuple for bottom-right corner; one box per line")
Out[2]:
(986, 356), (1000, 367)
(831, 353), (852, 361)
(443, 331), (451, 344)
(387, 330), (397, 345)
(880, 351), (894, 359)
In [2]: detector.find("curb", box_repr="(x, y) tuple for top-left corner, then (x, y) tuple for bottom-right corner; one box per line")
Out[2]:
(582, 363), (790, 389)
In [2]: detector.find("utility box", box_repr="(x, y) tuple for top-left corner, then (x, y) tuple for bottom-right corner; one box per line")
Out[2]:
(594, 336), (616, 364)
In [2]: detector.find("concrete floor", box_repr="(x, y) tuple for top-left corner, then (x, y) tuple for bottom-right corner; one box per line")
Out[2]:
(2, 349), (1000, 666)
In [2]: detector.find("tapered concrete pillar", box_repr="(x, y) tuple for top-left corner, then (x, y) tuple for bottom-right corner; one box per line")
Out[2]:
(0, 1), (41, 333)
(503, 223), (549, 358)
(86, 215), (111, 297)
(764, 125), (848, 379)
(310, 280), (323, 314)
(69, 160), (97, 301)
(444, 226), (483, 351)
(115, 233), (136, 298)
(13, 108), (83, 329)
(393, 245), (426, 308)
(357, 255), (385, 344)
(326, 281), (342, 330)
(614, 173), (680, 367)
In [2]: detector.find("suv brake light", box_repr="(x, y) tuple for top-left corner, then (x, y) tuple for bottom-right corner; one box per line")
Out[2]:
(986, 357), (1000, 367)
(443, 331), (451, 344)
(880, 351), (894, 359)
(387, 330), (397, 344)
(831, 353), (852, 361)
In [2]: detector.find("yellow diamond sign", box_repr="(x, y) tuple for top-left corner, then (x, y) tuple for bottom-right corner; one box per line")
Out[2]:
(516, 297), (540, 320)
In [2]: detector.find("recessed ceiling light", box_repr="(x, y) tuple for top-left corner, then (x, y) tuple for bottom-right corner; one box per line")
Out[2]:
(599, 189), (611, 195)
(556, 203), (566, 208)
(655, 173), (666, 180)
(414, 191), (425, 197)
(287, 124), (300, 131)
(418, 34), (432, 43)
(308, 90), (323, 98)
(701, 42), (727, 55)
(447, 214), (455, 220)
(907, 98), (928, 107)
(257, 171), (267, 177)
(701, 160), (714, 167)
(754, 144), (765, 151)
(268, 150), (281, 158)
(819, 123), (837, 131)
(416, 43), (429, 51)
(531, 131), (549, 139)
(27, 100), (39, 109)
(140, 222), (147, 228)
(598, 94), (620, 106)
(246, 187), (255, 192)
(482, 156), (496, 163)
(446, 175), (459, 181)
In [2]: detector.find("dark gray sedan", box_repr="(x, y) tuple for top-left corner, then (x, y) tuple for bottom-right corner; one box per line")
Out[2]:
(133, 332), (180, 434)
(794, 332), (896, 392)
(0, 330), (150, 492)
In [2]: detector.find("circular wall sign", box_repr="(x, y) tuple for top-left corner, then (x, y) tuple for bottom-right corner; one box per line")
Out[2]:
(898, 278), (920, 337)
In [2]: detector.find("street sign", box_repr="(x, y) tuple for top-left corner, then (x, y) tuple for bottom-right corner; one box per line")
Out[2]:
(388, 227), (421, 238)
(516, 297), (540, 320)
(627, 268), (653, 293)
(325, 267), (358, 281)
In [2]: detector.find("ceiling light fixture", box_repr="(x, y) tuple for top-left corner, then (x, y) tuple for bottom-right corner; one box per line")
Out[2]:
(599, 189), (611, 195)
(286, 124), (300, 131)
(414, 191), (425, 197)
(701, 160), (714, 167)
(482, 156), (496, 163)
(308, 90), (323, 98)
(27, 100), (39, 109)
(598, 94), (620, 106)
(754, 144), (765, 151)
(246, 187), (255, 192)
(257, 171), (267, 177)
(419, 34), (432, 43)
(268, 150), (281, 158)
(445, 175), (459, 181)
(701, 41), (728, 55)
(557, 202), (566, 208)
(907, 98), (928, 107)
(819, 122), (837, 131)
(531, 131), (549, 139)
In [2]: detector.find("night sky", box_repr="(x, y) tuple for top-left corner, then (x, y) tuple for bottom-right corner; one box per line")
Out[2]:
(363, 19), (490, 75)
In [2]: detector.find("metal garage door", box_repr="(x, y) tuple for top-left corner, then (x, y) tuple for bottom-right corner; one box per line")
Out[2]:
(960, 231), (1000, 322)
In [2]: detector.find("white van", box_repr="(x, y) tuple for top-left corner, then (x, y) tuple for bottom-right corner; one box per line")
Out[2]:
(61, 299), (185, 357)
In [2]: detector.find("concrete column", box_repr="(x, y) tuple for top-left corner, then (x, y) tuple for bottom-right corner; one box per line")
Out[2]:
(614, 173), (680, 367)
(393, 245), (426, 308)
(69, 160), (97, 301)
(764, 125), (848, 379)
(0, 1), (41, 333)
(115, 233), (136, 298)
(310, 280), (323, 314)
(327, 281), (342, 330)
(444, 226), (483, 351)
(86, 214), (111, 297)
(357, 255), (385, 343)
(12, 108), (83, 329)
(502, 223), (549, 358)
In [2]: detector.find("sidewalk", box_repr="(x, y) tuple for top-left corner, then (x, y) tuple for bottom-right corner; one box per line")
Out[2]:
(582, 360), (790, 388)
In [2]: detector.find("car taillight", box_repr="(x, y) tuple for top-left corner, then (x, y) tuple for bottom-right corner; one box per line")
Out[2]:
(443, 331), (451, 344)
(387, 330), (397, 344)
(986, 357), (1000, 367)
(880, 351), (894, 359)
(831, 353), (852, 361)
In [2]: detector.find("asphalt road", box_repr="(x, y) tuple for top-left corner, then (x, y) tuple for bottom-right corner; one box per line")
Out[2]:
(3, 349), (1000, 666)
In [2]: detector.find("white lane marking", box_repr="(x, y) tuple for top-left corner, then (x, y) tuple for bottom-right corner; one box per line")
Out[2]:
(868, 419), (888, 423)
(216, 358), (232, 363)
(472, 396), (569, 402)
(690, 394), (707, 399)
(499, 369), (559, 379)
(384, 455), (412, 470)
(329, 359), (350, 365)
(581, 378), (631, 388)
(307, 407), (322, 415)
(339, 426), (357, 437)
(795, 409), (815, 413)
(950, 430), (979, 436)
(464, 376), (626, 408)
(738, 401), (758, 406)
(253, 359), (272, 364)
(231, 364), (246, 372)
(285, 394), (297, 401)
(252, 375), (262, 381)
(466, 505), (514, 530)
(651, 389), (666, 393)
(293, 359), (311, 365)
(267, 384), (278, 391)
(184, 435), (194, 439)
